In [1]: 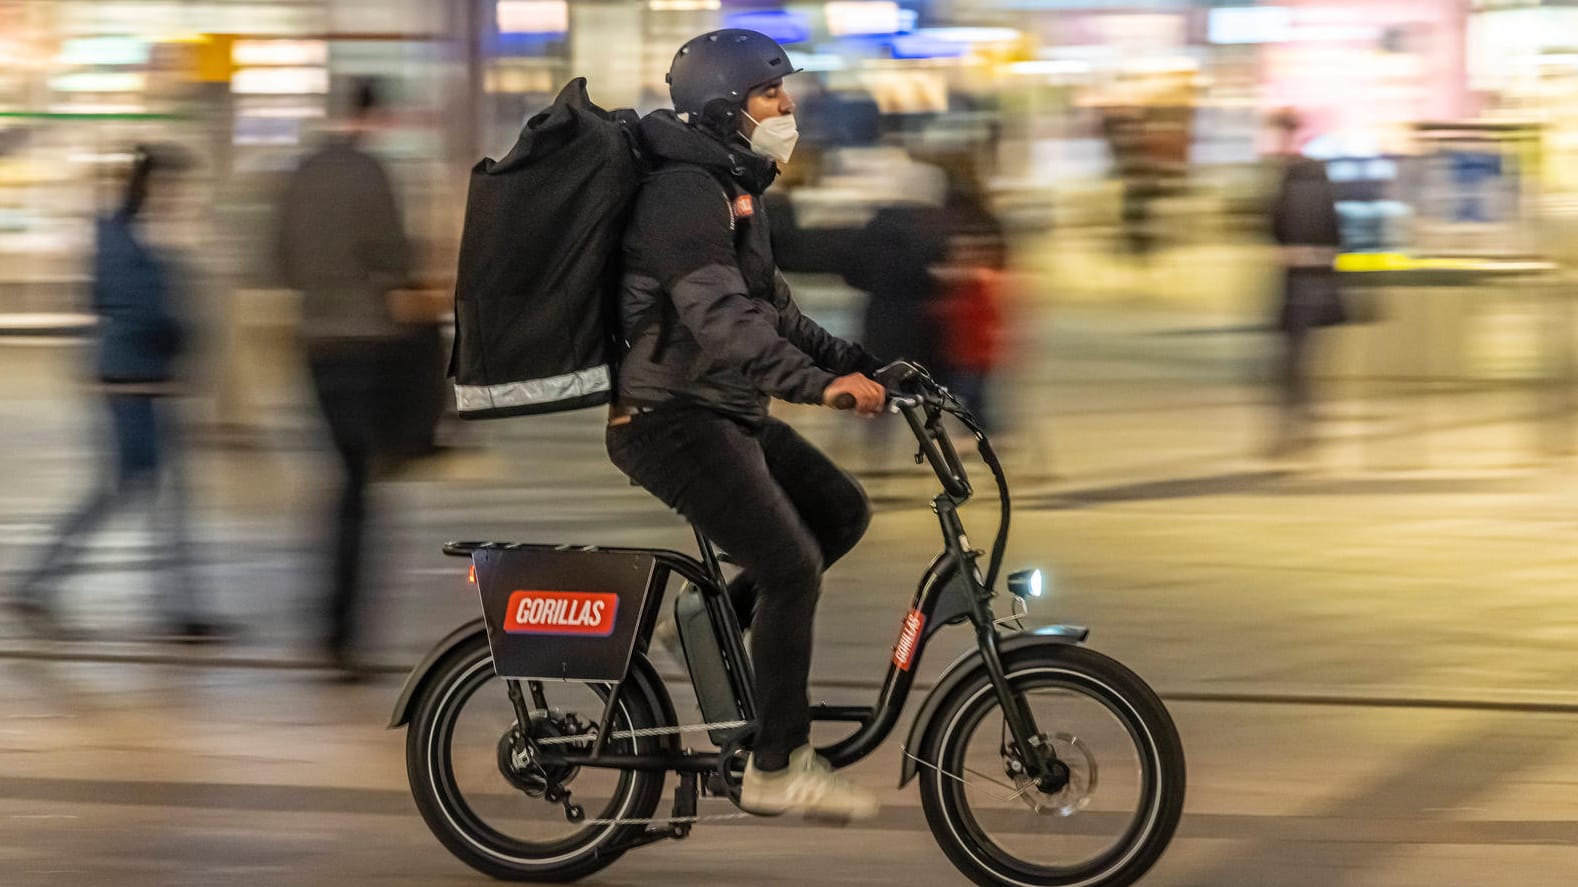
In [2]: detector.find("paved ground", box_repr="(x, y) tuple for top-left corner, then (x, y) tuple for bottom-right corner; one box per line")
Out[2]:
(7, 302), (1578, 885)
(8, 663), (1578, 886)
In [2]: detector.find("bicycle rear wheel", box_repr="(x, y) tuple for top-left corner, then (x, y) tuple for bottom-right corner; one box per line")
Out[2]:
(406, 633), (670, 882)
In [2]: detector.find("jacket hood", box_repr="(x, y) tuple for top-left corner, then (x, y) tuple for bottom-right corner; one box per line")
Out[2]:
(639, 109), (777, 194)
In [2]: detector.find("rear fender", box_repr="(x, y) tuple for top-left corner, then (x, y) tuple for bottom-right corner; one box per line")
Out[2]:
(388, 618), (488, 728)
(387, 618), (680, 736)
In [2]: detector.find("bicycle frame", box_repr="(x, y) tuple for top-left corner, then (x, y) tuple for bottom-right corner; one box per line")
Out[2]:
(512, 387), (1056, 781)
(498, 521), (962, 775)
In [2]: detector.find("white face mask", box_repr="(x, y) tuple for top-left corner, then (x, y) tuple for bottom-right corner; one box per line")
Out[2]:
(744, 112), (799, 165)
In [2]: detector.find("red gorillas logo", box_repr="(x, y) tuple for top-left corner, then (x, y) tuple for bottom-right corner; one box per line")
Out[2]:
(892, 608), (925, 671)
(503, 590), (620, 637)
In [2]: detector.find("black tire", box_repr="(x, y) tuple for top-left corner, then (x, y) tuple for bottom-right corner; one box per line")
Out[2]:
(917, 644), (1185, 887)
(405, 633), (670, 882)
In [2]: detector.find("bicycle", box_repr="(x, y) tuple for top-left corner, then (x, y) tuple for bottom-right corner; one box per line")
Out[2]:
(389, 361), (1185, 886)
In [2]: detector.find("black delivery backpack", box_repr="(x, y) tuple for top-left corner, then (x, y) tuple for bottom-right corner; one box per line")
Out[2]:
(449, 79), (644, 419)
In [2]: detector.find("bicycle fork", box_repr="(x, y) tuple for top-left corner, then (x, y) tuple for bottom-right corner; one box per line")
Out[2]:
(972, 604), (1071, 794)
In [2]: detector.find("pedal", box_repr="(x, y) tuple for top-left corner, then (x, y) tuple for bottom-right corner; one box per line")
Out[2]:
(703, 773), (730, 798)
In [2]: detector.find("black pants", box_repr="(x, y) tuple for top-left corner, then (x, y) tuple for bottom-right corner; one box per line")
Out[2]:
(607, 409), (871, 771)
(308, 343), (406, 658)
(1279, 326), (1312, 416)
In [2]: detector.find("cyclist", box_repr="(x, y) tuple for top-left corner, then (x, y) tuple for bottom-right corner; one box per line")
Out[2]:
(607, 29), (885, 819)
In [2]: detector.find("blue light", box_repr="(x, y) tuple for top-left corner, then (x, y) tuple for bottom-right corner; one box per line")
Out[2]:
(724, 10), (812, 46)
(891, 35), (967, 59)
(493, 32), (565, 56)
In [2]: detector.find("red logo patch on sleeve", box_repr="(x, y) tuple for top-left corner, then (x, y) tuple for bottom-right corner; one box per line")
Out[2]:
(503, 590), (620, 637)
(733, 194), (754, 219)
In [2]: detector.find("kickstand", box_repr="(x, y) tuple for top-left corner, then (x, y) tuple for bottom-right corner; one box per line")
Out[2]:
(671, 771), (698, 838)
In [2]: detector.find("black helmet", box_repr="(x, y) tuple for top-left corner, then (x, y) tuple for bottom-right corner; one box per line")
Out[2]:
(667, 29), (802, 127)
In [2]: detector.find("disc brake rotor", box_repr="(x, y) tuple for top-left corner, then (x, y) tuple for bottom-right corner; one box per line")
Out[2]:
(1011, 733), (1098, 817)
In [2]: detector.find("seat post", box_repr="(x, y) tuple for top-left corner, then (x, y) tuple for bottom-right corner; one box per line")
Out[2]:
(693, 527), (726, 587)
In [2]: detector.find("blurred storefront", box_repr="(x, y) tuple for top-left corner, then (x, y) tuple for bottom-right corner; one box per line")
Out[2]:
(0, 0), (1543, 315)
(0, 0), (466, 312)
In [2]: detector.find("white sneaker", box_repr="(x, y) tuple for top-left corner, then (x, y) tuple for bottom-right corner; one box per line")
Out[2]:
(740, 745), (880, 821)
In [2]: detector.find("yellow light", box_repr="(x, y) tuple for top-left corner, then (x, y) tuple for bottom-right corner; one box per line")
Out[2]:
(648, 0), (721, 10)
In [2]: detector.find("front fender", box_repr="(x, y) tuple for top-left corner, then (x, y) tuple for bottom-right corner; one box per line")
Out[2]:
(387, 618), (488, 728)
(898, 625), (1088, 787)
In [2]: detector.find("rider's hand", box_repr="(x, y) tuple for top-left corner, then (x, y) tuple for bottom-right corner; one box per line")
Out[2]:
(824, 373), (886, 417)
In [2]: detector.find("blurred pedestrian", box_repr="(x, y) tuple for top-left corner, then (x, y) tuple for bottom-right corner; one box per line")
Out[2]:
(274, 78), (432, 675)
(842, 181), (949, 474)
(1267, 110), (1346, 458)
(845, 191), (949, 379)
(1103, 107), (1162, 262)
(931, 159), (1008, 431)
(9, 144), (229, 642)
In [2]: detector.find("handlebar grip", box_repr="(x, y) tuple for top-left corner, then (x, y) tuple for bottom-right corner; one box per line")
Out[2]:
(830, 393), (857, 410)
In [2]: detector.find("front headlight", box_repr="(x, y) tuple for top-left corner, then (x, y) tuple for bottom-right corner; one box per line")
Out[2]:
(1007, 568), (1044, 600)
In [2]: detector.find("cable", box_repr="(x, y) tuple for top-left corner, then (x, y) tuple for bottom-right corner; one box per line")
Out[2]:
(942, 394), (1010, 594)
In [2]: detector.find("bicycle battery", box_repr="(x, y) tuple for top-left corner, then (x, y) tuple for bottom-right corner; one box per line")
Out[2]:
(674, 583), (747, 745)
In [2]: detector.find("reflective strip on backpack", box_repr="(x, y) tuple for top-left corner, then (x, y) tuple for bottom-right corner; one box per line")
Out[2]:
(454, 365), (611, 414)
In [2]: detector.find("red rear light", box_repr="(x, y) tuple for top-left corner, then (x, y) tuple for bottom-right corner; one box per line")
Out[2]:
(468, 564), (477, 584)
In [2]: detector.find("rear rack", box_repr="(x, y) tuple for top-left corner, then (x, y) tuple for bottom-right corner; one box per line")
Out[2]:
(443, 540), (738, 566)
(443, 541), (612, 558)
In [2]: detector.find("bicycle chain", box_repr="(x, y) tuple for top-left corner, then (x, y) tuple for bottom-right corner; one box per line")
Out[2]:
(580, 811), (754, 827)
(518, 719), (754, 826)
(529, 719), (749, 746)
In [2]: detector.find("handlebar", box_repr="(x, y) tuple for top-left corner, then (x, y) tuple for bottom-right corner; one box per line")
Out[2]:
(828, 362), (986, 508)
(897, 399), (972, 500)
(867, 361), (1012, 593)
(870, 361), (974, 500)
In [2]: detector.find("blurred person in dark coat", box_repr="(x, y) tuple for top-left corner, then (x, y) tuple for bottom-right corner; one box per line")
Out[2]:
(837, 197), (947, 475)
(274, 78), (428, 675)
(1103, 107), (1162, 261)
(931, 159), (1008, 431)
(10, 144), (229, 642)
(846, 203), (949, 376)
(1267, 110), (1346, 458)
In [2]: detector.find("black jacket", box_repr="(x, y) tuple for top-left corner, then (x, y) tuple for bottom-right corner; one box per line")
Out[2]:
(846, 205), (949, 370)
(1271, 157), (1346, 332)
(1271, 157), (1341, 251)
(275, 136), (411, 344)
(614, 111), (877, 425)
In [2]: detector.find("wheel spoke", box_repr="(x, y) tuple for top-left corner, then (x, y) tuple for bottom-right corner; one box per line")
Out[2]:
(960, 765), (1022, 797)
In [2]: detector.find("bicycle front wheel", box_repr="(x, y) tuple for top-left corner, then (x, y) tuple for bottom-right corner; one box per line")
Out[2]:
(917, 644), (1185, 887)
